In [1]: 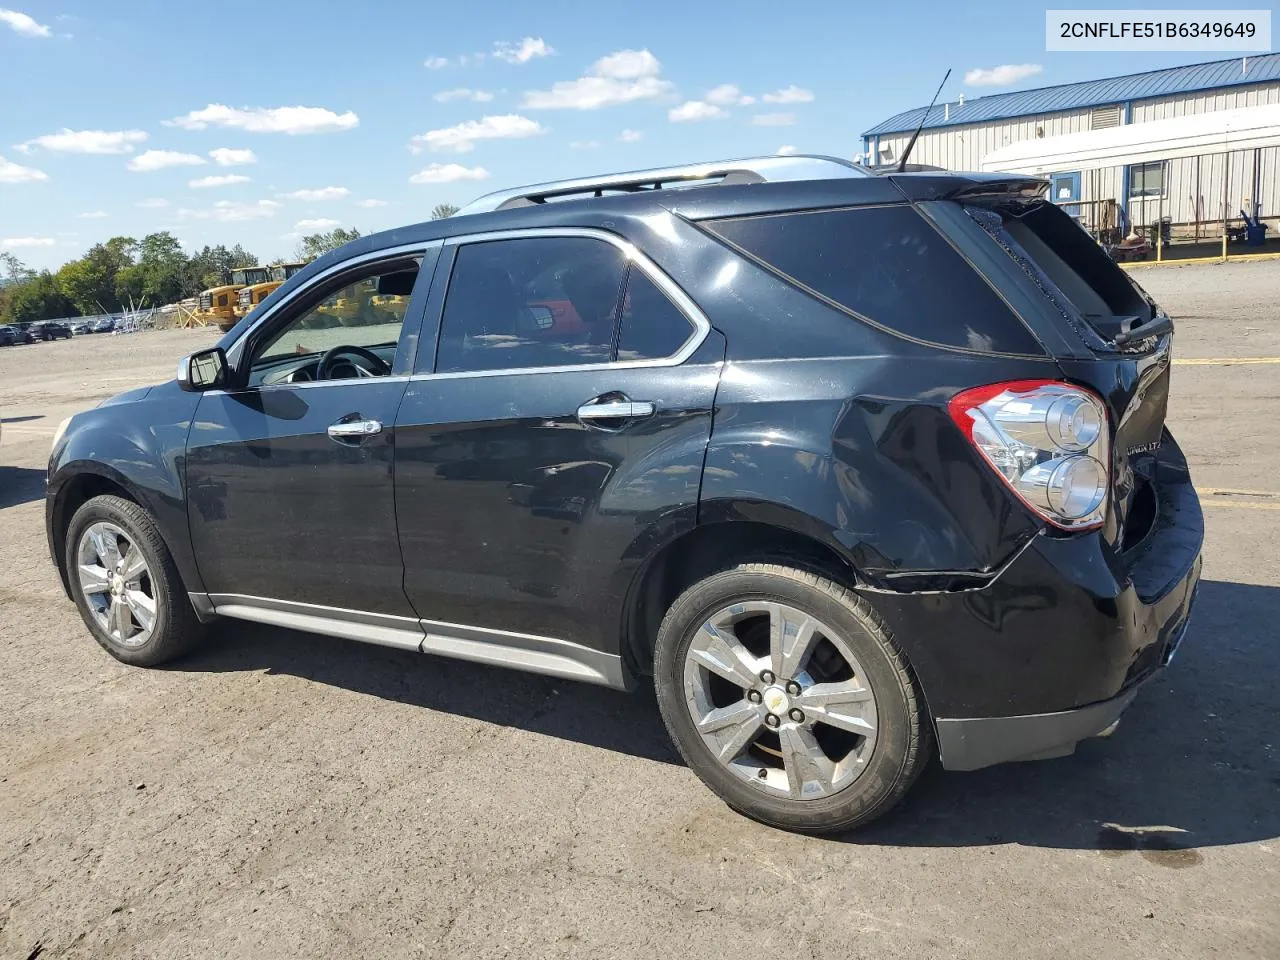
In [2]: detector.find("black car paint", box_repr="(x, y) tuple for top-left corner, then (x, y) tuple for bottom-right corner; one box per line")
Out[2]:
(47, 171), (1201, 738)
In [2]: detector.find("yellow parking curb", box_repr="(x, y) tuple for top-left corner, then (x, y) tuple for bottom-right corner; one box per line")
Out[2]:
(1120, 251), (1280, 269)
(1173, 357), (1280, 365)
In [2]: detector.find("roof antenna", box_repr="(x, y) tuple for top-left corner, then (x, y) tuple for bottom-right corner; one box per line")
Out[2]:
(897, 68), (951, 172)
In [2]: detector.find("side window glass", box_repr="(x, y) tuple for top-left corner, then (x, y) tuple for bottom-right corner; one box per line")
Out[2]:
(249, 264), (420, 385)
(436, 237), (626, 373)
(616, 269), (696, 361)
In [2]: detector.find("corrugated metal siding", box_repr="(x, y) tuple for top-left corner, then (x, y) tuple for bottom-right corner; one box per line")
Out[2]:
(864, 53), (1280, 135)
(1132, 82), (1280, 120)
(876, 108), (1095, 171)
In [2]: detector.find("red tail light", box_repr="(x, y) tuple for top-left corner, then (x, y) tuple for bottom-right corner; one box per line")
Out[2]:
(948, 380), (1110, 530)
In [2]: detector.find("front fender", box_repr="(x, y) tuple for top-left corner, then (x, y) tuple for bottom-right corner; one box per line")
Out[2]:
(46, 382), (202, 598)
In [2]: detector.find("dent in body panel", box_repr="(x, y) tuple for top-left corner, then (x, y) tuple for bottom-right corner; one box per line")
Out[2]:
(700, 352), (1058, 587)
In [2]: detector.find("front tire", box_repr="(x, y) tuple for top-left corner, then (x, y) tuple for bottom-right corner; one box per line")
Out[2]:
(654, 563), (930, 834)
(66, 495), (205, 667)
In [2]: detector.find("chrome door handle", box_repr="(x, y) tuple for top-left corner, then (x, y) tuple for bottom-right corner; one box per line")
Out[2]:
(327, 418), (383, 440)
(576, 400), (656, 420)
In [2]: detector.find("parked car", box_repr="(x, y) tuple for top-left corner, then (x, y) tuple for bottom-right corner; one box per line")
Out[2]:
(34, 320), (72, 341)
(71, 319), (94, 335)
(92, 317), (116, 334)
(10, 322), (40, 344)
(46, 155), (1202, 833)
(0, 325), (16, 347)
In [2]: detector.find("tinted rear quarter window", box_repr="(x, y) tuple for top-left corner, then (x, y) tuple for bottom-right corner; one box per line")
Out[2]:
(616, 269), (695, 361)
(705, 205), (1043, 355)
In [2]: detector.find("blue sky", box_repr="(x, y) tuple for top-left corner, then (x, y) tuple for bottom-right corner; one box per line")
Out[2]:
(0, 0), (1259, 269)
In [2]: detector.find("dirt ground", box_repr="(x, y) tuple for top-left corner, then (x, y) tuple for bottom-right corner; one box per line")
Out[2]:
(2, 262), (1278, 959)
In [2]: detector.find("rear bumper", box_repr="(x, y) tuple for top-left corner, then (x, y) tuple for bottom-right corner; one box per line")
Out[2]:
(935, 575), (1197, 770)
(866, 434), (1203, 763)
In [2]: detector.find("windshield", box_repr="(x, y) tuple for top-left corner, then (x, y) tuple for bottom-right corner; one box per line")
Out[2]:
(269, 263), (305, 283)
(232, 267), (270, 286)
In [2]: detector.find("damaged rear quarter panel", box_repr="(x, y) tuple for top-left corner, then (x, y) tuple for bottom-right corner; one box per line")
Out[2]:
(699, 353), (1062, 586)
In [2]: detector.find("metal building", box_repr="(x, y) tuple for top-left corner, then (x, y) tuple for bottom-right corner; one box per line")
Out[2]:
(861, 55), (1280, 249)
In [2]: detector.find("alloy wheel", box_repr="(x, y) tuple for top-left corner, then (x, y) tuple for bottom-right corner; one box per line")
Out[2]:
(76, 522), (157, 648)
(683, 600), (878, 800)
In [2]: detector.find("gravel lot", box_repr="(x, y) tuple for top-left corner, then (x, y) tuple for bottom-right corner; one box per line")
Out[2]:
(2, 261), (1278, 959)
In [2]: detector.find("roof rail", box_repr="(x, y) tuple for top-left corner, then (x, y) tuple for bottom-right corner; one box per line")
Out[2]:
(456, 154), (870, 215)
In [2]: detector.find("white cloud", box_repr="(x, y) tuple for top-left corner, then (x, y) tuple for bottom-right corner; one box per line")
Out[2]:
(424, 56), (449, 69)
(77, 210), (108, 219)
(762, 86), (814, 104)
(127, 149), (207, 172)
(433, 88), (495, 103)
(705, 84), (754, 107)
(751, 112), (796, 127)
(0, 155), (48, 183)
(964, 63), (1043, 87)
(569, 140), (601, 149)
(167, 103), (359, 135)
(2, 236), (55, 248)
(135, 197), (169, 208)
(190, 174), (251, 188)
(178, 199), (282, 222)
(356, 198), (388, 207)
(410, 114), (545, 154)
(281, 185), (350, 201)
(409, 163), (490, 184)
(208, 147), (257, 166)
(618, 128), (643, 143)
(521, 48), (673, 110)
(593, 49), (660, 79)
(669, 101), (727, 123)
(17, 128), (147, 154)
(0, 8), (50, 37)
(493, 37), (554, 64)
(295, 218), (341, 231)
(776, 145), (798, 156)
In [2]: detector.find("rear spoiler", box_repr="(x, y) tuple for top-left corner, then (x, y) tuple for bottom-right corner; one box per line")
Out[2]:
(884, 173), (1049, 203)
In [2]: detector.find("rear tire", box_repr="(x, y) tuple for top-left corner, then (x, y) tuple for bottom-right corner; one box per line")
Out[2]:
(66, 495), (205, 667)
(654, 563), (930, 834)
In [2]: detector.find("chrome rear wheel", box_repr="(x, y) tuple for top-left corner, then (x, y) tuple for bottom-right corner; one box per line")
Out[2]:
(684, 600), (879, 801)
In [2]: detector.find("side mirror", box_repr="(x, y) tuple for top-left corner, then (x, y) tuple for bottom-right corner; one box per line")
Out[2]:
(177, 347), (229, 392)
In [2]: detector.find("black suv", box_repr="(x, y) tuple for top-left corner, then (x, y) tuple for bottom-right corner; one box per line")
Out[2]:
(47, 156), (1201, 832)
(34, 319), (73, 341)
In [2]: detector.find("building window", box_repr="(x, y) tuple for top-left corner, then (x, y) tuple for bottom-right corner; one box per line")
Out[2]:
(1129, 161), (1166, 198)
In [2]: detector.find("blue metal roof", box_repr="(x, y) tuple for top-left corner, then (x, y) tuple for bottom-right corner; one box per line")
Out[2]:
(862, 54), (1280, 136)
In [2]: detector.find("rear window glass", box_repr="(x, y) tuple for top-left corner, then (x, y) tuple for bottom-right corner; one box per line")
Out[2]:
(967, 201), (1153, 339)
(704, 205), (1042, 355)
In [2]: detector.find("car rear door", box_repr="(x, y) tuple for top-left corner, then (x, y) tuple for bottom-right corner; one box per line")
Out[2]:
(184, 246), (439, 642)
(393, 229), (722, 681)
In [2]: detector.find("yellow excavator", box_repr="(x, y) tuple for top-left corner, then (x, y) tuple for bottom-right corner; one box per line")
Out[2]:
(234, 261), (306, 320)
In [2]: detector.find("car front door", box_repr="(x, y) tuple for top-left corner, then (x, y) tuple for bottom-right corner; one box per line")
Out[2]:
(393, 230), (722, 682)
(184, 247), (439, 644)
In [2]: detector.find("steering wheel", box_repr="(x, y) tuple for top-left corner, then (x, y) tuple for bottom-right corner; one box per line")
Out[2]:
(316, 344), (391, 380)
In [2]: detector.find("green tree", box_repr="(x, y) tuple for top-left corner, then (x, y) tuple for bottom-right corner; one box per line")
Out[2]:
(0, 251), (36, 286)
(3, 271), (76, 323)
(132, 232), (188, 305)
(431, 203), (459, 220)
(188, 243), (260, 292)
(114, 264), (146, 306)
(295, 227), (362, 263)
(54, 237), (137, 314)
